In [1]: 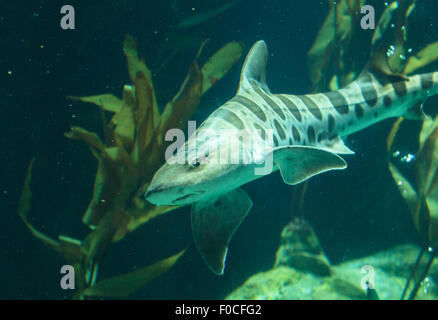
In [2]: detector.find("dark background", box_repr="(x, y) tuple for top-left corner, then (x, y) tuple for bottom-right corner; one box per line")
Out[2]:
(1, 0), (438, 299)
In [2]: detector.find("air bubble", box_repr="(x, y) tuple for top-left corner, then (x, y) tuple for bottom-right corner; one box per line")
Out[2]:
(387, 45), (396, 57)
(400, 154), (415, 163)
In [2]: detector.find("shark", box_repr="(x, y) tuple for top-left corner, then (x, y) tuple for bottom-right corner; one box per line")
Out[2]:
(145, 40), (438, 275)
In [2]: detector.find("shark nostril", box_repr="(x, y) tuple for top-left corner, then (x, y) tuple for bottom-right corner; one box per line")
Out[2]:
(144, 189), (153, 199)
(145, 185), (168, 200)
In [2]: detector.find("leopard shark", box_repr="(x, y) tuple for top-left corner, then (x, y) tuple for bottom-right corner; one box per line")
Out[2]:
(145, 40), (438, 275)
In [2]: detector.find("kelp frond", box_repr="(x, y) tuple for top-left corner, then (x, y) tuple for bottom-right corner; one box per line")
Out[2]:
(308, 0), (438, 91)
(19, 35), (243, 298)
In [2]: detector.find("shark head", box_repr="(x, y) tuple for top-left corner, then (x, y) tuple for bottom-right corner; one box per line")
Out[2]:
(145, 40), (273, 208)
(145, 159), (237, 207)
(144, 122), (261, 275)
(145, 126), (260, 206)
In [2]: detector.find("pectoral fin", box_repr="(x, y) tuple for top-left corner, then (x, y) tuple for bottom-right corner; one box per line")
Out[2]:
(191, 188), (252, 275)
(273, 146), (347, 185)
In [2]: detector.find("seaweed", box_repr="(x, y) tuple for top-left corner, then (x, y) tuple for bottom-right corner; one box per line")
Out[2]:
(308, 1), (438, 245)
(387, 115), (438, 299)
(308, 0), (366, 91)
(307, 0), (430, 91)
(307, 1), (438, 298)
(18, 34), (243, 299)
(388, 116), (438, 246)
(309, 1), (438, 244)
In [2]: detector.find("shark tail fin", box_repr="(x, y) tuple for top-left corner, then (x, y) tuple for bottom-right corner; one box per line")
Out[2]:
(237, 40), (271, 94)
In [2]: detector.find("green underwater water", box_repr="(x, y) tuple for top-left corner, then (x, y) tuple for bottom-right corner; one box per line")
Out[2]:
(1, 0), (438, 300)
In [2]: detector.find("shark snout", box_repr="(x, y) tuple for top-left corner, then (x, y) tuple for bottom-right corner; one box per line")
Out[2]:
(145, 183), (207, 206)
(144, 185), (167, 203)
(144, 189), (153, 199)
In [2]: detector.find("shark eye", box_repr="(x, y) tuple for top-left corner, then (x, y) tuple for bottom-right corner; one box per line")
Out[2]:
(190, 159), (201, 168)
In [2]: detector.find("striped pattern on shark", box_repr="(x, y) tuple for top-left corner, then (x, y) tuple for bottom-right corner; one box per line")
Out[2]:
(145, 40), (438, 275)
(202, 48), (436, 154)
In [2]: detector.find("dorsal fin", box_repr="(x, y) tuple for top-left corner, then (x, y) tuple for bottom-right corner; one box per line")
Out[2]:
(238, 40), (270, 94)
(359, 45), (408, 84)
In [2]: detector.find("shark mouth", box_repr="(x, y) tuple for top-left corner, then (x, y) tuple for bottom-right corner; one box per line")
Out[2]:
(173, 190), (205, 204)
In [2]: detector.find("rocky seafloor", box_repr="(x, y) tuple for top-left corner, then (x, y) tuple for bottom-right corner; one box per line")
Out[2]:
(226, 221), (438, 300)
